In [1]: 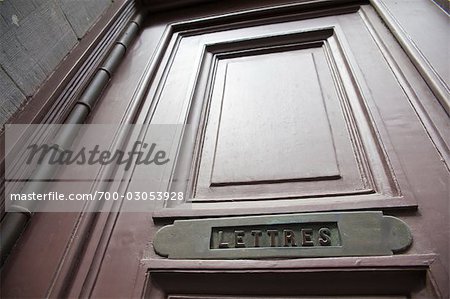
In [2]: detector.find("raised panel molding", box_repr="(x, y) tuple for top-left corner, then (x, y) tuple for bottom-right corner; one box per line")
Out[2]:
(190, 28), (390, 202)
(137, 1), (425, 218)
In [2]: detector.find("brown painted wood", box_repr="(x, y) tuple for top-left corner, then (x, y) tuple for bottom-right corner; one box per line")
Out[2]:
(0, 1), (138, 298)
(1, 0), (448, 298)
(89, 1), (447, 298)
(152, 2), (423, 217)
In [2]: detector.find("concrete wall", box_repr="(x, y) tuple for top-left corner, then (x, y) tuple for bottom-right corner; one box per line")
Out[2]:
(0, 0), (113, 125)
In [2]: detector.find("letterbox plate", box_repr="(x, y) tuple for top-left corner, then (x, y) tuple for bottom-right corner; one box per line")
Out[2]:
(153, 211), (412, 259)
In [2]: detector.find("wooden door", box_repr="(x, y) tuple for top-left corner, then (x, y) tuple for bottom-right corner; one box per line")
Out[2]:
(86, 1), (448, 298)
(3, 0), (448, 298)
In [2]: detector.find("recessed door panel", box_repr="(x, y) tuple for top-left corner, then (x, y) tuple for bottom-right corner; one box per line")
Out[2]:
(146, 7), (423, 216)
(116, 3), (446, 221)
(211, 50), (339, 184)
(194, 36), (374, 201)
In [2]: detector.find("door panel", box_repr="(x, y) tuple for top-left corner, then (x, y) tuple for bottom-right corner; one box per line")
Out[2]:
(138, 4), (439, 219)
(195, 35), (368, 200)
(145, 260), (426, 298)
(206, 48), (340, 186)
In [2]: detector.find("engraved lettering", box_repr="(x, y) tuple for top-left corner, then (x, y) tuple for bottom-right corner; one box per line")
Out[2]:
(251, 230), (262, 247)
(267, 230), (278, 247)
(234, 230), (245, 248)
(301, 228), (314, 246)
(218, 230), (229, 248)
(319, 227), (331, 246)
(211, 222), (339, 250)
(283, 229), (297, 247)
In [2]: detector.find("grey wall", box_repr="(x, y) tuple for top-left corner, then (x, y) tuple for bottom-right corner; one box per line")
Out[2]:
(0, 0), (113, 125)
